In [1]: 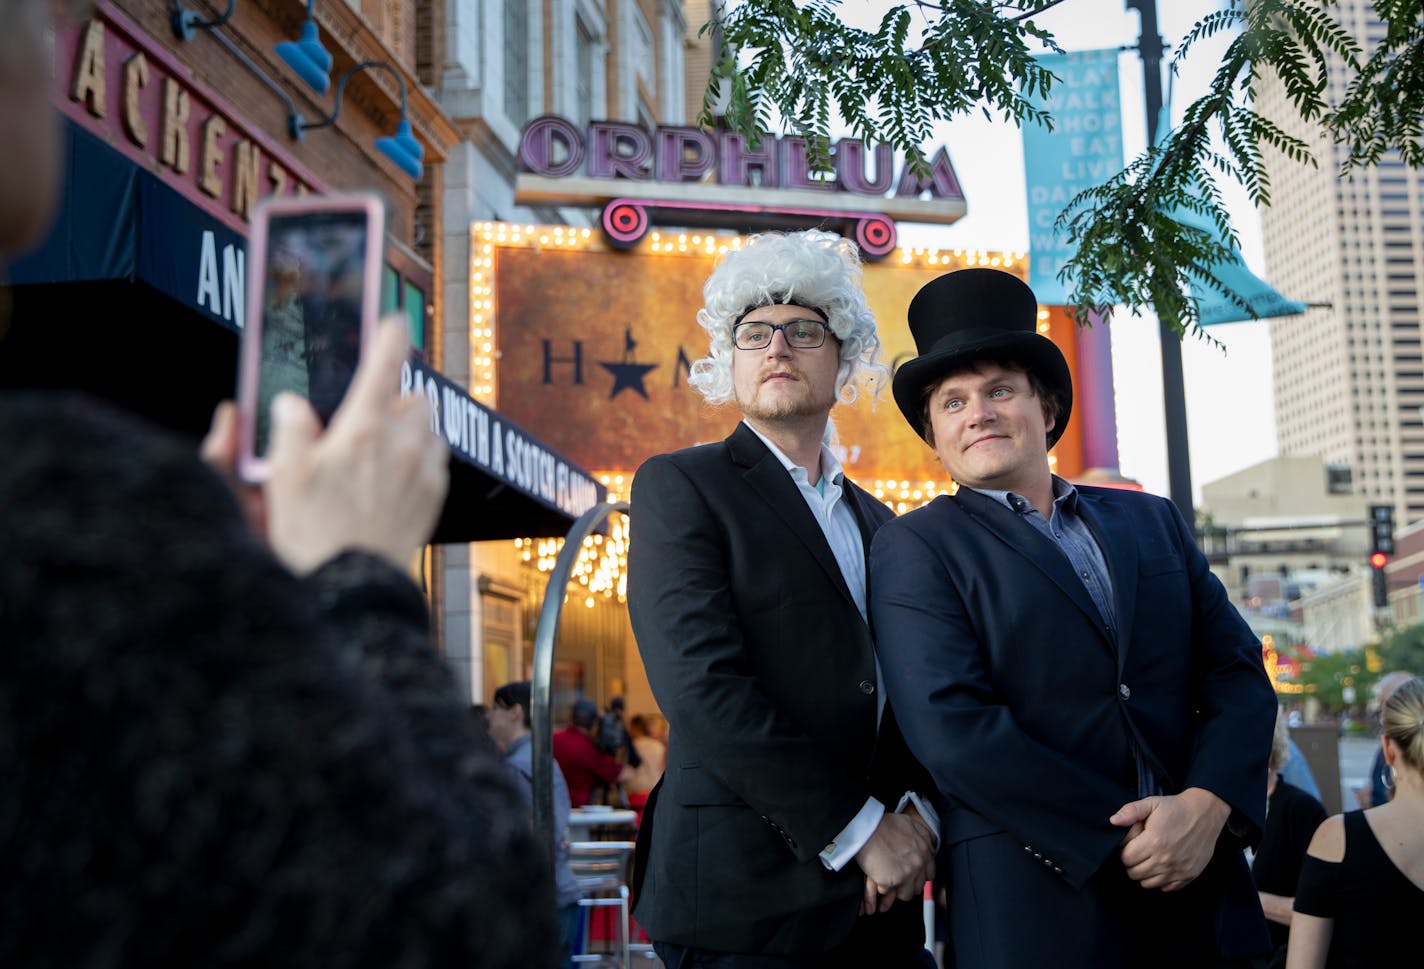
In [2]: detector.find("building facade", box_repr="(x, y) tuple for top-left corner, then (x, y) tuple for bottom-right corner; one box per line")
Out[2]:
(1199, 455), (1371, 611)
(1384, 518), (1424, 623)
(3, 0), (610, 711)
(7, 0), (459, 432)
(1298, 573), (1376, 655)
(1256, 0), (1424, 526)
(428, 0), (692, 710)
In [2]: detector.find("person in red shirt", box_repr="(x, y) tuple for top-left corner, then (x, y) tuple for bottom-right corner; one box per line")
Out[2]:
(552, 699), (632, 807)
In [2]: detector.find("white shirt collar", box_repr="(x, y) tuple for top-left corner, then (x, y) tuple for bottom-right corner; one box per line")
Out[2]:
(742, 421), (844, 488)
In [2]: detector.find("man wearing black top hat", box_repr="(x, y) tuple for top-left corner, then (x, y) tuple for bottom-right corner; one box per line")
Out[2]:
(868, 268), (1277, 968)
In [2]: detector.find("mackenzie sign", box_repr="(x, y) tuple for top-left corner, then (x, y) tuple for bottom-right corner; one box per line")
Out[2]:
(515, 116), (967, 226)
(57, 4), (323, 236)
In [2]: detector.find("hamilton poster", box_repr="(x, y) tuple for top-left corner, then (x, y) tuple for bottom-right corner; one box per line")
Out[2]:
(490, 233), (1084, 485)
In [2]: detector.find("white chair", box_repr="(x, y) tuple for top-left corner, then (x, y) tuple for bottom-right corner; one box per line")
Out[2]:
(568, 840), (635, 968)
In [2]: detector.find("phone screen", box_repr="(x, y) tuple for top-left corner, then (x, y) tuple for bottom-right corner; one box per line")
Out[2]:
(253, 210), (369, 458)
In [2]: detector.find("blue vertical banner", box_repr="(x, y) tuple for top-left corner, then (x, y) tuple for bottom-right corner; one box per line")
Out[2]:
(1022, 49), (1125, 304)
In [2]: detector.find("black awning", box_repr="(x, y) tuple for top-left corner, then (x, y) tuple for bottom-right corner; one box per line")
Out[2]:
(2, 123), (603, 542)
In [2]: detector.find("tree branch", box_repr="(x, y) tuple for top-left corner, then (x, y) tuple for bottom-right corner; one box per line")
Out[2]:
(1009, 0), (1072, 23)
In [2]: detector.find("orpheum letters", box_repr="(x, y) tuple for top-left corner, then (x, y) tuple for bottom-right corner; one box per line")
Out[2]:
(517, 115), (965, 202)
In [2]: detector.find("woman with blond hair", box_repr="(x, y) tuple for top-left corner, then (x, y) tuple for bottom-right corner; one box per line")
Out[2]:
(1287, 676), (1424, 968)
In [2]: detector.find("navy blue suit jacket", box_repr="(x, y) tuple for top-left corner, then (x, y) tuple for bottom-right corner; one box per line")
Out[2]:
(869, 484), (1275, 963)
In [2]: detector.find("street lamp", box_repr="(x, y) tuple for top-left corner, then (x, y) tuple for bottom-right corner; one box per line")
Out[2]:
(288, 61), (426, 181)
(273, 0), (334, 94)
(170, 0), (333, 94)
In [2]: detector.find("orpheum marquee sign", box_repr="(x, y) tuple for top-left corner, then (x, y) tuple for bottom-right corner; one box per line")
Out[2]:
(515, 116), (967, 258)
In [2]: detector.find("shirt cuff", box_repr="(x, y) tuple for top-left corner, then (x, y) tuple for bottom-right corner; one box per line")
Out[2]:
(819, 797), (885, 871)
(895, 790), (941, 850)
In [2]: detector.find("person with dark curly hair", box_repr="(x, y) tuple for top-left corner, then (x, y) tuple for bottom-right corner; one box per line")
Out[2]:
(0, 3), (557, 966)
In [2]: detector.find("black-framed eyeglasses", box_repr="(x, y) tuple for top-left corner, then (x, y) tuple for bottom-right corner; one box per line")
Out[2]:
(732, 319), (831, 350)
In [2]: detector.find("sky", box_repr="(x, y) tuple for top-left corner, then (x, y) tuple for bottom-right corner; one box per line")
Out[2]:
(853, 0), (1281, 499)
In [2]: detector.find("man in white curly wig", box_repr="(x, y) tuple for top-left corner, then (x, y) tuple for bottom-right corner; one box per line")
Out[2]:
(627, 231), (938, 968)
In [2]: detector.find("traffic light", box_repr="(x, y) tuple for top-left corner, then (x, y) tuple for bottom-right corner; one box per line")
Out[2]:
(1368, 505), (1394, 609)
(1372, 561), (1389, 608)
(1369, 504), (1395, 555)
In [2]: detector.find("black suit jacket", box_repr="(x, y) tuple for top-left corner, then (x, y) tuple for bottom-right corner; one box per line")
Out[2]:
(627, 423), (930, 955)
(869, 485), (1276, 966)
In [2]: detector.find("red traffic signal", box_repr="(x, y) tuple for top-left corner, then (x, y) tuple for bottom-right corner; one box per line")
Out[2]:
(1370, 552), (1389, 569)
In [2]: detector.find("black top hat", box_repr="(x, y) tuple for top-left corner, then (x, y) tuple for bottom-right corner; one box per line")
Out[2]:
(892, 268), (1072, 447)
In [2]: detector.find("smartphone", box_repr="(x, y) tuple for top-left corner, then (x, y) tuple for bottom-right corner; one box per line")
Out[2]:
(237, 193), (385, 481)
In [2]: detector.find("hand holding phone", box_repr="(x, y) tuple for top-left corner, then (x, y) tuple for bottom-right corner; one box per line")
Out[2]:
(206, 317), (449, 573)
(237, 193), (385, 482)
(263, 316), (449, 575)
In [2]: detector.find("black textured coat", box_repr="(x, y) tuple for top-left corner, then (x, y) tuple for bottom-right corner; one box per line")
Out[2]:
(0, 392), (556, 969)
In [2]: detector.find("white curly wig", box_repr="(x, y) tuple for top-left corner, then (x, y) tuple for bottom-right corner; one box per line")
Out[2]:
(688, 230), (888, 406)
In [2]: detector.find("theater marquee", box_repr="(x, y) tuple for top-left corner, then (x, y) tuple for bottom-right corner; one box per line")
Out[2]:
(478, 225), (1088, 503)
(514, 117), (968, 259)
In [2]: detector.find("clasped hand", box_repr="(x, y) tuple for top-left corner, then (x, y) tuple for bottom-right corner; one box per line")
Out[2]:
(1109, 787), (1230, 892)
(854, 811), (935, 915)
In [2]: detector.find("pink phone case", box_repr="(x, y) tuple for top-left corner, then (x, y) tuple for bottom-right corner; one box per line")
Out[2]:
(237, 192), (385, 482)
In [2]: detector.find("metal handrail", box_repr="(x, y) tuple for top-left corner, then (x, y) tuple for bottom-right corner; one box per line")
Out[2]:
(530, 501), (631, 862)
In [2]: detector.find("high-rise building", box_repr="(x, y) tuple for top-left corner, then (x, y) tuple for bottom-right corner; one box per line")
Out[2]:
(1256, 0), (1424, 525)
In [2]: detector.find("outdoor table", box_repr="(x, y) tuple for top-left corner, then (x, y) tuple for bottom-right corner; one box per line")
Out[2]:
(567, 806), (638, 836)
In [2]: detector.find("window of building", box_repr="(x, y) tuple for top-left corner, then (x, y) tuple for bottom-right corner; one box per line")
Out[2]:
(382, 264), (400, 315)
(382, 263), (427, 352)
(575, 14), (599, 128)
(658, 1), (685, 123)
(1326, 464), (1353, 494)
(403, 280), (426, 350)
(551, 0), (607, 126)
(631, 3), (654, 89)
(480, 580), (525, 704)
(503, 0), (530, 126)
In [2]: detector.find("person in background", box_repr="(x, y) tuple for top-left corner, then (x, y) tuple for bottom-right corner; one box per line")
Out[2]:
(1252, 708), (1327, 968)
(597, 695), (642, 769)
(488, 682), (583, 969)
(624, 713), (667, 823)
(0, 4), (555, 964)
(552, 699), (632, 808)
(1288, 677), (1424, 968)
(1356, 671), (1415, 808)
(1280, 735), (1322, 804)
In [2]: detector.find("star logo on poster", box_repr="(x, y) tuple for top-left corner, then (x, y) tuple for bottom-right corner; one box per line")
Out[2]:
(600, 326), (659, 400)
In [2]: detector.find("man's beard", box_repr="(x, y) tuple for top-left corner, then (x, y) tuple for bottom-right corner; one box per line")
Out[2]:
(735, 381), (834, 423)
